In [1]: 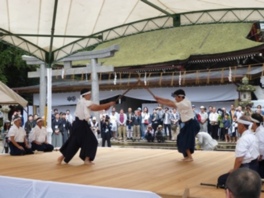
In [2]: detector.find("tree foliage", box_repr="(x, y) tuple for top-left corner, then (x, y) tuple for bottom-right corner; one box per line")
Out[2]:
(0, 42), (38, 87)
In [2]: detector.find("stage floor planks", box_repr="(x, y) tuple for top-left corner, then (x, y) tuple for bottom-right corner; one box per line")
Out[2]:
(0, 147), (263, 198)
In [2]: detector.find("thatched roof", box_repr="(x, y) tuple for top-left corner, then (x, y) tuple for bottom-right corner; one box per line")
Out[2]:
(81, 23), (262, 67)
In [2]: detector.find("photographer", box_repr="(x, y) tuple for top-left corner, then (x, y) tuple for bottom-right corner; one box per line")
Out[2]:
(101, 115), (112, 147)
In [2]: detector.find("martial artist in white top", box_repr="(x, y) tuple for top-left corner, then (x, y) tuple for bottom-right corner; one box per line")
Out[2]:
(154, 89), (199, 162)
(231, 115), (259, 172)
(8, 115), (33, 155)
(250, 113), (264, 160)
(30, 118), (54, 152)
(8, 123), (26, 143)
(58, 88), (115, 165)
(196, 132), (218, 151)
(30, 123), (48, 143)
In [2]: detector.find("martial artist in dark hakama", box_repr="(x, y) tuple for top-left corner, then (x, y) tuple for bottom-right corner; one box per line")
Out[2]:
(154, 89), (200, 161)
(58, 88), (115, 165)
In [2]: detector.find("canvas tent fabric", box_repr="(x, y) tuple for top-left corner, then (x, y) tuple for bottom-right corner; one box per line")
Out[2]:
(1, 0), (264, 64)
(0, 81), (28, 107)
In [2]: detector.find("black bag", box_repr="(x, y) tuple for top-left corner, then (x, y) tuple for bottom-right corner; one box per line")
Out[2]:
(217, 173), (229, 189)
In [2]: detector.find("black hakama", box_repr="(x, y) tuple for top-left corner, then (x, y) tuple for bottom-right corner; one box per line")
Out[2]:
(9, 142), (34, 156)
(177, 119), (200, 157)
(31, 142), (54, 152)
(60, 118), (98, 163)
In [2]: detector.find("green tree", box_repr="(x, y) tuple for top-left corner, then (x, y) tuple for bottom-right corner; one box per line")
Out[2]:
(0, 42), (38, 87)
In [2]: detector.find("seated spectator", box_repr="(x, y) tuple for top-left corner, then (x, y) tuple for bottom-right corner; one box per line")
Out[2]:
(8, 115), (33, 156)
(156, 125), (165, 143)
(217, 115), (259, 188)
(30, 117), (54, 152)
(196, 132), (218, 151)
(225, 168), (262, 198)
(145, 124), (154, 142)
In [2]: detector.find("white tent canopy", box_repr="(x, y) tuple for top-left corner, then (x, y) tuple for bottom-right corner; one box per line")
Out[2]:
(1, 0), (264, 63)
(0, 81), (28, 107)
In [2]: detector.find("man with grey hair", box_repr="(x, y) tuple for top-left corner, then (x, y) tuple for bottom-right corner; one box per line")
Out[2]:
(217, 115), (259, 188)
(225, 168), (261, 198)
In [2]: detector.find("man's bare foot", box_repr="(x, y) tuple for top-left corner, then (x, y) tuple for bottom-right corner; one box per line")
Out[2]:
(182, 157), (193, 162)
(84, 160), (94, 165)
(57, 155), (64, 165)
(84, 157), (94, 165)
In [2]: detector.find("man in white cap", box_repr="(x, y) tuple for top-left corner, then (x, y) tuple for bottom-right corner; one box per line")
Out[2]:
(30, 117), (54, 152)
(8, 115), (33, 155)
(58, 88), (116, 165)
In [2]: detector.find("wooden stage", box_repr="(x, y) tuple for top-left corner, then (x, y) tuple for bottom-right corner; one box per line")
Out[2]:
(0, 147), (262, 198)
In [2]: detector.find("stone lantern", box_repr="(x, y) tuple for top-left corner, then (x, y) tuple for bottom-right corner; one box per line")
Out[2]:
(237, 76), (255, 108)
(0, 105), (10, 121)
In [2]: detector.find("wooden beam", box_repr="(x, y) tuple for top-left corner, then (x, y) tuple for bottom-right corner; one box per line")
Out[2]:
(28, 65), (114, 78)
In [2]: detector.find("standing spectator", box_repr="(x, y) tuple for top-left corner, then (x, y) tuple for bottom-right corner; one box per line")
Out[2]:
(52, 113), (63, 151)
(209, 107), (219, 140)
(126, 107), (134, 140)
(33, 114), (39, 126)
(17, 110), (24, 127)
(30, 117), (54, 152)
(192, 105), (201, 122)
(229, 104), (236, 122)
(8, 115), (33, 155)
(24, 114), (35, 139)
(162, 107), (172, 140)
(170, 108), (180, 141)
(141, 107), (150, 139)
(61, 112), (71, 143)
(256, 105), (264, 116)
(156, 106), (164, 125)
(223, 113), (231, 142)
(101, 115), (112, 147)
(150, 108), (160, 133)
(2, 120), (11, 153)
(132, 110), (141, 142)
(234, 106), (243, 119)
(230, 115), (238, 143)
(244, 104), (252, 116)
(90, 116), (100, 139)
(207, 106), (213, 135)
(52, 108), (58, 122)
(109, 107), (119, 140)
(66, 109), (74, 124)
(199, 106), (208, 132)
(218, 108), (225, 141)
(117, 109), (127, 142)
